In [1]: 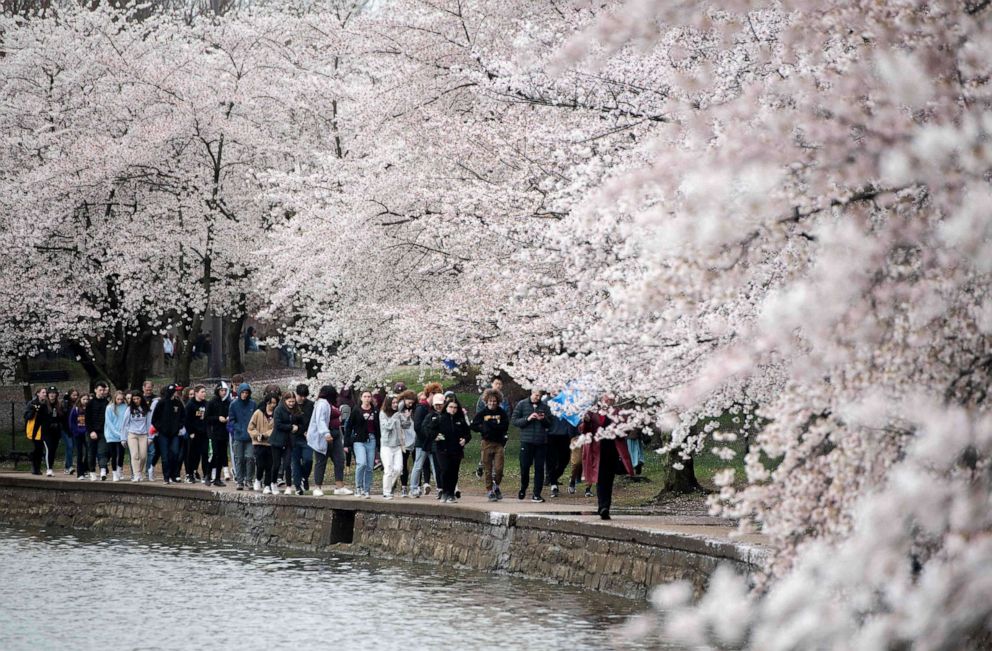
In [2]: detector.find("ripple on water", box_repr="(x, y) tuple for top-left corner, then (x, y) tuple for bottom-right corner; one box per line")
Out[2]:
(0, 526), (680, 651)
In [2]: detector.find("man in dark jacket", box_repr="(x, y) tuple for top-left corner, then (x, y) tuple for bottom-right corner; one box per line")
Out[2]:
(184, 385), (209, 484)
(511, 389), (553, 502)
(85, 382), (110, 480)
(292, 384), (314, 491)
(152, 384), (185, 484)
(205, 384), (230, 487)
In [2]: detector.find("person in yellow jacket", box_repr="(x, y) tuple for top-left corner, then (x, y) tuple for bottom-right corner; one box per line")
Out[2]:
(24, 387), (55, 475)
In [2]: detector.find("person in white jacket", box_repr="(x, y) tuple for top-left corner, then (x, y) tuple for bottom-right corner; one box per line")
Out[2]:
(306, 385), (352, 497)
(379, 395), (411, 499)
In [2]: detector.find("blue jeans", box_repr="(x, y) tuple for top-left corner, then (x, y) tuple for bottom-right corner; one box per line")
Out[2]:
(410, 447), (438, 491)
(158, 436), (180, 481)
(291, 443), (313, 490)
(353, 437), (375, 494)
(146, 437), (160, 472)
(61, 431), (74, 469)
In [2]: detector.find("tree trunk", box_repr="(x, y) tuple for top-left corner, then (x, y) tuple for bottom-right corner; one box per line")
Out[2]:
(659, 453), (704, 494)
(225, 311), (246, 377)
(209, 312), (223, 378)
(16, 356), (31, 402)
(176, 314), (202, 387)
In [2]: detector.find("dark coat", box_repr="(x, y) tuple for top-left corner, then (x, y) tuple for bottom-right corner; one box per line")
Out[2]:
(205, 394), (230, 438)
(427, 411), (472, 457)
(152, 396), (185, 437)
(470, 406), (509, 444)
(511, 398), (552, 444)
(271, 403), (302, 448)
(345, 405), (379, 447)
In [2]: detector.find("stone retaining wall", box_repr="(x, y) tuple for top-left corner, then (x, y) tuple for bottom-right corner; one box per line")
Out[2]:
(0, 476), (760, 600)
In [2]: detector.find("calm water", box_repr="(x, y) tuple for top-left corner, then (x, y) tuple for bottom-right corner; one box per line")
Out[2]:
(0, 526), (669, 651)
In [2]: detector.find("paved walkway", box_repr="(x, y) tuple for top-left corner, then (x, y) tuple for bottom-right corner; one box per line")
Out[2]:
(0, 470), (767, 551)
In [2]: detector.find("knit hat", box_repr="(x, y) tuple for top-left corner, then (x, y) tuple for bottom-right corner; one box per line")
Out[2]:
(432, 393), (445, 406)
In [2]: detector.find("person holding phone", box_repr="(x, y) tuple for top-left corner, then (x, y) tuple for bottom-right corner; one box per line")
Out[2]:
(511, 388), (553, 502)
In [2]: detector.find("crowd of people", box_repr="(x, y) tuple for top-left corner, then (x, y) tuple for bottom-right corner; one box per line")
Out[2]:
(23, 377), (643, 519)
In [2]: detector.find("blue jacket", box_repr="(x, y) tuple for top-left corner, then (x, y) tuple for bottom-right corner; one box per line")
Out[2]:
(104, 403), (128, 443)
(227, 383), (256, 442)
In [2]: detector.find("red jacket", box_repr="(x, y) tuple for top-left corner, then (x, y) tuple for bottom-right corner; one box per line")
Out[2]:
(579, 412), (634, 483)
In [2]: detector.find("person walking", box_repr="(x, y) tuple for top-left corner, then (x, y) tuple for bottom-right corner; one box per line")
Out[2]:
(470, 388), (509, 501)
(184, 385), (210, 484)
(205, 384), (230, 487)
(546, 410), (578, 498)
(426, 396), (471, 503)
(345, 390), (378, 498)
(271, 392), (303, 495)
(24, 387), (51, 476)
(580, 406), (635, 520)
(396, 390), (418, 496)
(104, 390), (128, 481)
(411, 382), (443, 496)
(227, 383), (256, 490)
(291, 384), (314, 494)
(306, 385), (351, 497)
(123, 392), (151, 481)
(379, 395), (410, 499)
(85, 382), (111, 481)
(474, 377), (511, 479)
(141, 382), (160, 481)
(151, 384), (185, 484)
(60, 388), (79, 475)
(248, 394), (276, 493)
(69, 393), (89, 479)
(40, 386), (64, 476)
(511, 389), (553, 502)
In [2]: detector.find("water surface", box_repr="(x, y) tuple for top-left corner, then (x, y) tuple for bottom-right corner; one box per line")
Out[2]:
(0, 526), (669, 650)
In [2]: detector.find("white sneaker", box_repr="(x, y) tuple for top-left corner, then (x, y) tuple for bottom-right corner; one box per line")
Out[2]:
(270, 484), (278, 494)
(364, 492), (371, 499)
(89, 473), (98, 481)
(423, 483), (431, 495)
(332, 487), (353, 495)
(100, 468), (107, 480)
(46, 469), (54, 477)
(284, 487), (293, 495)
(383, 494), (393, 500)
(131, 474), (140, 482)
(112, 470), (119, 482)
(312, 488), (324, 497)
(223, 468), (231, 481)
(148, 468), (155, 481)
(262, 485), (272, 494)
(253, 480), (262, 492)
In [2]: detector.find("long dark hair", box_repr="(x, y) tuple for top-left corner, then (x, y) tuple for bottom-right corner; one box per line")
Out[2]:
(129, 392), (147, 416)
(318, 385), (338, 403)
(381, 394), (397, 418)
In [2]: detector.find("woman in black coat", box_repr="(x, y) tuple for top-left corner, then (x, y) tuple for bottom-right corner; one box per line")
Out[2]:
(426, 396), (471, 503)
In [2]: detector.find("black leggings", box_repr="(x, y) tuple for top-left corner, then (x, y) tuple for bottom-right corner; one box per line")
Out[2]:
(271, 445), (288, 487)
(186, 434), (207, 479)
(438, 452), (462, 497)
(208, 435), (229, 478)
(254, 446), (272, 485)
(597, 441), (620, 516)
(546, 436), (571, 486)
(400, 450), (411, 487)
(519, 442), (547, 497)
(108, 441), (126, 472)
(43, 431), (60, 471)
(314, 433), (345, 485)
(30, 439), (44, 474)
(74, 435), (88, 476)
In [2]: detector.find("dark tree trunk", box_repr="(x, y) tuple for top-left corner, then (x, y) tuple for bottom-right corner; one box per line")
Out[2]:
(16, 356), (32, 402)
(225, 311), (246, 377)
(659, 453), (704, 494)
(176, 314), (202, 387)
(304, 357), (321, 379)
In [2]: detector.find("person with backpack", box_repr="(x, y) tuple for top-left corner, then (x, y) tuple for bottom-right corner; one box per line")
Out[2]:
(24, 387), (52, 476)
